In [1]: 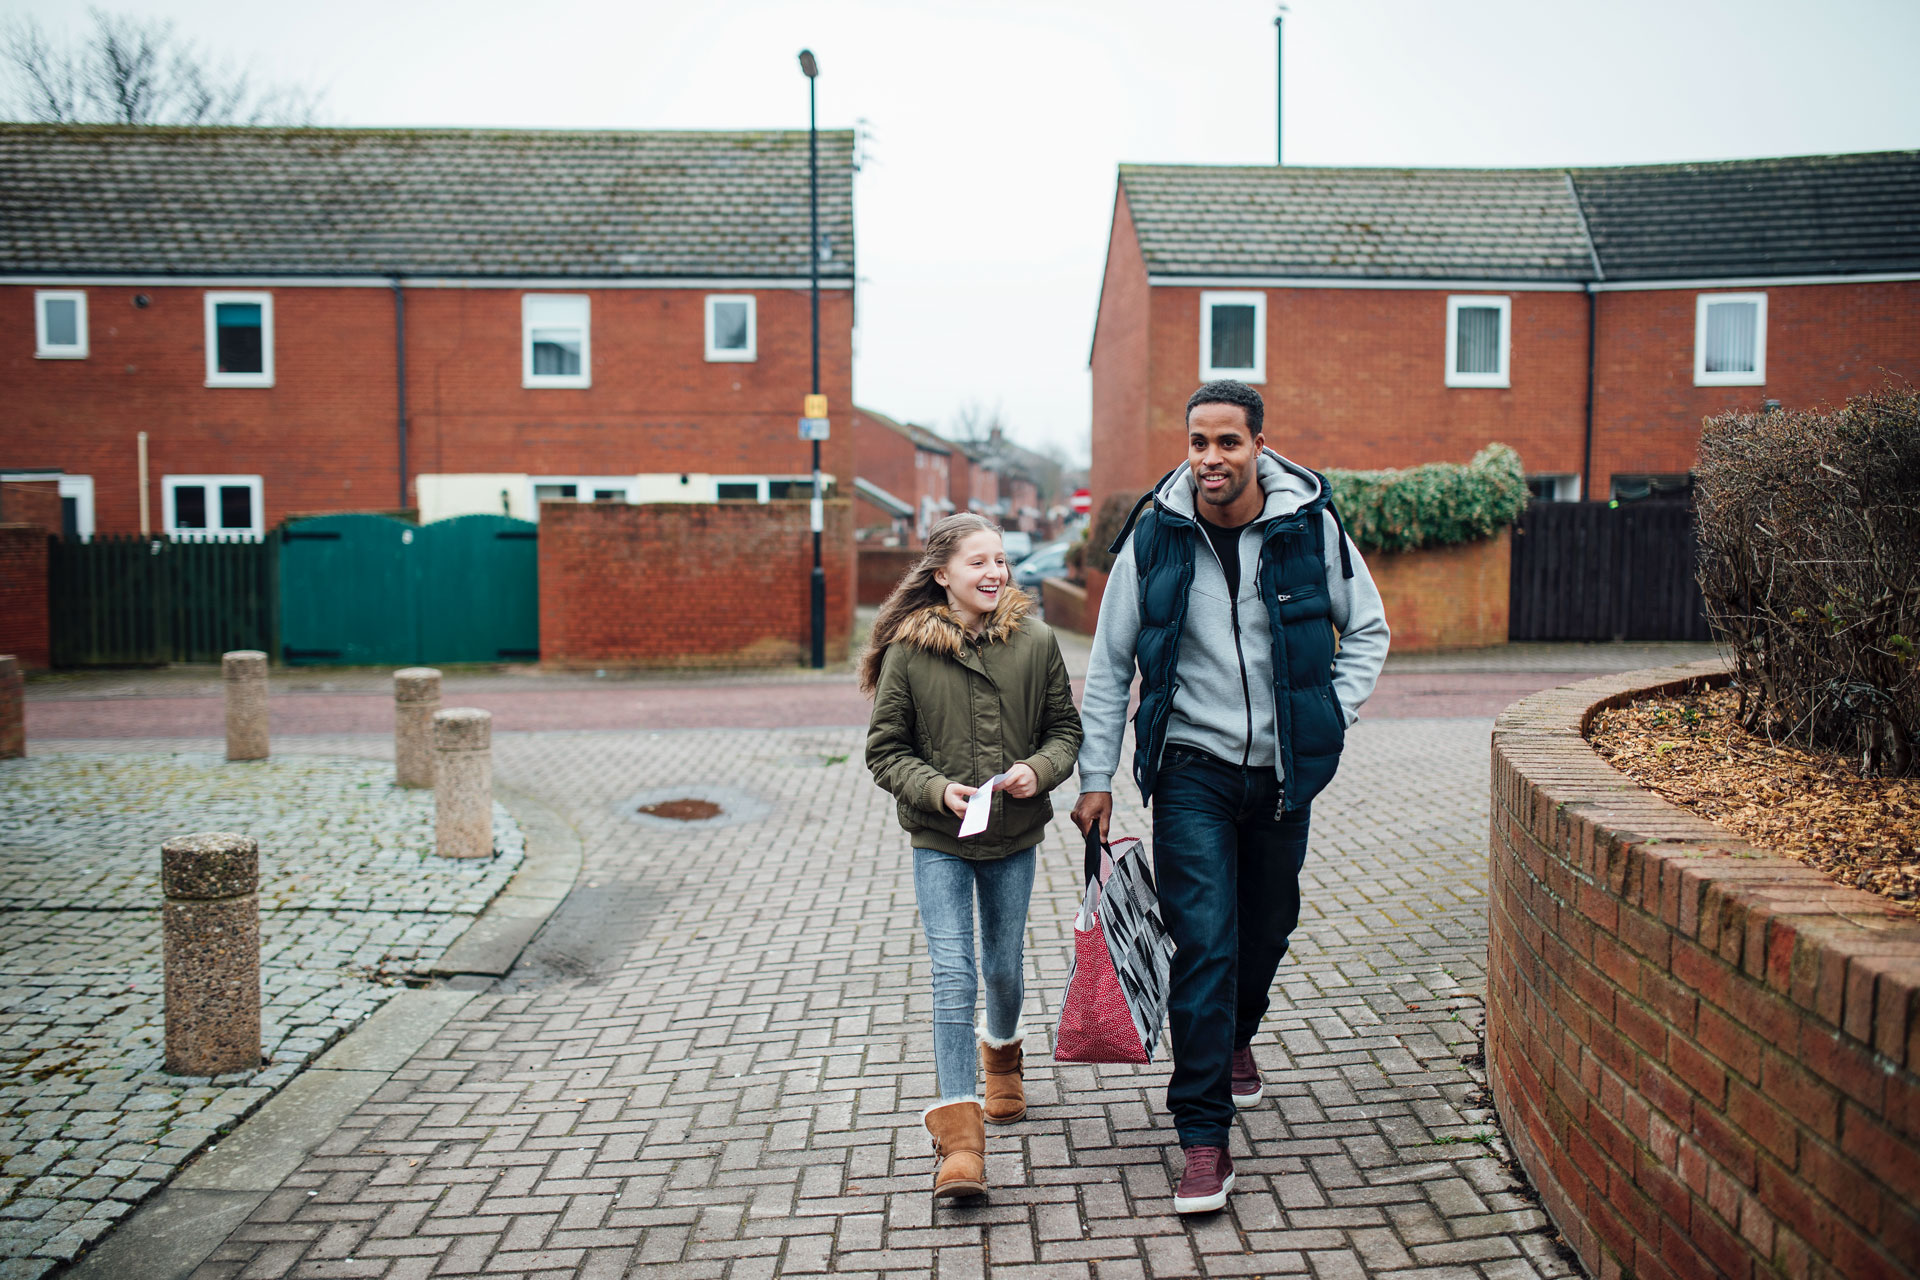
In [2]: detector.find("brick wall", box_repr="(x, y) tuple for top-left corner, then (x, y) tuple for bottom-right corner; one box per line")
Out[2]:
(1040, 578), (1092, 636)
(0, 655), (21, 758)
(539, 500), (854, 668)
(857, 547), (918, 607)
(1145, 286), (1591, 488)
(0, 526), (51, 670)
(1489, 664), (1920, 1280)
(1366, 528), (1509, 653)
(0, 482), (62, 534)
(2, 283), (854, 535)
(1089, 187), (1153, 514)
(1590, 281), (1920, 492)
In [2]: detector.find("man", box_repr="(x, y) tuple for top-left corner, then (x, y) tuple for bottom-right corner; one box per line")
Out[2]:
(1073, 379), (1389, 1215)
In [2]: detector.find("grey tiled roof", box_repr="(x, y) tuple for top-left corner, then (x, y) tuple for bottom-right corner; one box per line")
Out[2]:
(0, 125), (856, 278)
(1120, 151), (1920, 282)
(1119, 164), (1594, 281)
(1570, 151), (1920, 280)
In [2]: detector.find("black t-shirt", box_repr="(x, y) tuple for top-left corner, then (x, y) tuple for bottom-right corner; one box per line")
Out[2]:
(1198, 515), (1250, 599)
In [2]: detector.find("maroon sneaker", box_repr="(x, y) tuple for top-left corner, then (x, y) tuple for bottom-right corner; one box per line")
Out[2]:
(1231, 1046), (1265, 1108)
(1174, 1145), (1235, 1214)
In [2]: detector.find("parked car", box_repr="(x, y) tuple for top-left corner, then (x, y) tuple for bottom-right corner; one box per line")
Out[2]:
(1013, 539), (1070, 589)
(1001, 530), (1034, 562)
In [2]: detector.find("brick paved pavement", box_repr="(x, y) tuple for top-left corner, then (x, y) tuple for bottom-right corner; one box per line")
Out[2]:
(0, 754), (521, 1278)
(146, 710), (1578, 1280)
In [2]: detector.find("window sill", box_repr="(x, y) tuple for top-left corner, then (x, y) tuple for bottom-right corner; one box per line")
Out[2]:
(1445, 375), (1511, 389)
(35, 349), (88, 360)
(704, 350), (757, 363)
(1693, 373), (1765, 387)
(205, 376), (274, 388)
(523, 377), (592, 390)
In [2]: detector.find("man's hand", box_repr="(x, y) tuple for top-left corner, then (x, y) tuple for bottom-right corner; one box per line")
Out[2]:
(1071, 791), (1112, 839)
(942, 782), (978, 818)
(1001, 762), (1040, 799)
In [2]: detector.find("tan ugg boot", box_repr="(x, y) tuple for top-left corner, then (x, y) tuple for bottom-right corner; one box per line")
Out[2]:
(980, 1037), (1026, 1124)
(924, 1099), (987, 1200)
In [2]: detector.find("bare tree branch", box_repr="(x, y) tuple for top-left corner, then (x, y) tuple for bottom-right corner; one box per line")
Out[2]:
(1, 8), (322, 125)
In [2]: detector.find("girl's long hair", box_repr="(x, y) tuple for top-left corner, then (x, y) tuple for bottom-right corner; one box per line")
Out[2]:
(858, 512), (1003, 696)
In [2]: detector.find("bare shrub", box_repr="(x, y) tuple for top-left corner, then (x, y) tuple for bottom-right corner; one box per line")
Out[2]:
(1694, 386), (1920, 776)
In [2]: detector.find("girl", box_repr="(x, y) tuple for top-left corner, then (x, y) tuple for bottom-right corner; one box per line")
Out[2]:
(862, 512), (1083, 1202)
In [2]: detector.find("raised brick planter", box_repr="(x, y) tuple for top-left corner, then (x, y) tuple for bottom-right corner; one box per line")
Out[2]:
(1489, 662), (1920, 1280)
(856, 546), (918, 606)
(1040, 577), (1091, 635)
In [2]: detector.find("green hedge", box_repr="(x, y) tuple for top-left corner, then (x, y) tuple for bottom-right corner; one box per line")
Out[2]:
(1326, 444), (1528, 555)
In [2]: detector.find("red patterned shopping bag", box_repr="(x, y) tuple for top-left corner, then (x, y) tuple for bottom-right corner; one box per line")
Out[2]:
(1055, 829), (1174, 1064)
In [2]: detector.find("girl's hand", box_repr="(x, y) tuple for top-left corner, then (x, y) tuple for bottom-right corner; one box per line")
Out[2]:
(943, 782), (978, 818)
(1001, 763), (1039, 799)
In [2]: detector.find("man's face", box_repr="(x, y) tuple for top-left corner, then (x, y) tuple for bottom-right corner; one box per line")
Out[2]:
(1187, 402), (1264, 512)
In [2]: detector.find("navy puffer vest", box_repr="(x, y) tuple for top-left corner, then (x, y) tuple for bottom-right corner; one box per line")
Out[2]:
(1120, 473), (1349, 812)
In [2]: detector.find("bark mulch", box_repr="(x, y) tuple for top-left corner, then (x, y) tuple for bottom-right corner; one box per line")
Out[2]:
(1588, 684), (1920, 913)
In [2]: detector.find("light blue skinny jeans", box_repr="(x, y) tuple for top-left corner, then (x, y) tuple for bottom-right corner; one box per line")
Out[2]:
(912, 846), (1036, 1102)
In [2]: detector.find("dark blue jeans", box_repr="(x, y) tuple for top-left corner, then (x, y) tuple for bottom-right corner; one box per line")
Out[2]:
(1151, 744), (1311, 1148)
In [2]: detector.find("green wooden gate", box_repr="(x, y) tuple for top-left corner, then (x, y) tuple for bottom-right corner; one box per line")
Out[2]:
(50, 534), (276, 666)
(279, 514), (538, 665)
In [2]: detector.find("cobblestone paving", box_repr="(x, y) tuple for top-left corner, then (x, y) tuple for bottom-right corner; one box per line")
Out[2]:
(186, 717), (1577, 1280)
(0, 753), (523, 1278)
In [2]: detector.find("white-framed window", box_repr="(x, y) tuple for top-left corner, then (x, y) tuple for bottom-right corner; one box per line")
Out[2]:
(1694, 292), (1767, 386)
(704, 294), (757, 362)
(523, 294), (591, 388)
(529, 476), (633, 512)
(204, 292), (274, 387)
(1526, 474), (1581, 503)
(34, 290), (88, 358)
(164, 475), (263, 540)
(715, 476), (770, 502)
(1445, 295), (1511, 388)
(0, 472), (93, 538)
(1199, 291), (1265, 383)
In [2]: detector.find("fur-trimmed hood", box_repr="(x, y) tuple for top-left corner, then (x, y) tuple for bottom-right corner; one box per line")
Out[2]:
(892, 587), (1035, 658)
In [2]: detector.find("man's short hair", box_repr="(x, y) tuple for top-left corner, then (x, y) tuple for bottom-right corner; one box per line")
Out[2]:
(1185, 379), (1264, 435)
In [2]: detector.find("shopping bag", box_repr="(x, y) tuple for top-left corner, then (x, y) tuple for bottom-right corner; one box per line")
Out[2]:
(1055, 828), (1175, 1064)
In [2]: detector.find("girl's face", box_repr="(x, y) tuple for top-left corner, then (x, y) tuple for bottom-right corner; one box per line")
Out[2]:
(935, 530), (1008, 621)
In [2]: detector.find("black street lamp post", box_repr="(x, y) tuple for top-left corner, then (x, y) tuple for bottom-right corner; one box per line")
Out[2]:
(800, 48), (826, 669)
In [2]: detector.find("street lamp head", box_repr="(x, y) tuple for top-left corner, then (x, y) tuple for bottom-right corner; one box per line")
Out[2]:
(798, 49), (818, 78)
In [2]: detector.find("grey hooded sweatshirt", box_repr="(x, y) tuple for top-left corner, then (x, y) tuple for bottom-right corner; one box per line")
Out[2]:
(1077, 450), (1391, 797)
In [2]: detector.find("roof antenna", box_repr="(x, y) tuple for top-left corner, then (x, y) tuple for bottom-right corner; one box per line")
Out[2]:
(1274, 5), (1288, 165)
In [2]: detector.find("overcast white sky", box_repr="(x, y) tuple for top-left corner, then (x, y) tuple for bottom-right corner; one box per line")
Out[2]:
(7, 0), (1919, 463)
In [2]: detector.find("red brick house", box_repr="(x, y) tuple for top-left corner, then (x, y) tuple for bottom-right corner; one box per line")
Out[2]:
(852, 405), (954, 545)
(1091, 151), (1920, 509)
(1, 124), (856, 539)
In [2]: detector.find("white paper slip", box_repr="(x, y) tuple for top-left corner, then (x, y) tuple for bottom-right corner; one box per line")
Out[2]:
(958, 772), (1012, 838)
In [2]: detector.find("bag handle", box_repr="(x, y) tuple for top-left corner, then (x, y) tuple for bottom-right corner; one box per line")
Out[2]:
(1083, 826), (1113, 886)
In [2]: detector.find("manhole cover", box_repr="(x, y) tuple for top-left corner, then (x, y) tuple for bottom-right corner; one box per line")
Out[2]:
(618, 785), (771, 829)
(638, 798), (723, 821)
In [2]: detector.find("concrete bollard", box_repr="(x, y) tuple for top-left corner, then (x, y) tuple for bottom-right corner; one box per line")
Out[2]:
(432, 708), (494, 859)
(222, 650), (269, 761)
(0, 655), (22, 760)
(162, 832), (261, 1077)
(393, 667), (443, 789)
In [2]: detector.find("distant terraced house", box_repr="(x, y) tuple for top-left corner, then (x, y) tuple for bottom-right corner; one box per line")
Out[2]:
(1090, 150), (1920, 510)
(1, 123), (856, 540)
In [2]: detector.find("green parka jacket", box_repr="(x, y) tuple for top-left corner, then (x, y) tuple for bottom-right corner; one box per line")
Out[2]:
(865, 587), (1084, 860)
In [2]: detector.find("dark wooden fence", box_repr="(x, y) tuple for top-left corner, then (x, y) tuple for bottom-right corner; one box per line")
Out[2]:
(1508, 501), (1713, 642)
(50, 534), (277, 666)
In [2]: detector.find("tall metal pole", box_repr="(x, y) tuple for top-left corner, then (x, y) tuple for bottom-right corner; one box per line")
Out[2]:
(1274, 9), (1285, 165)
(805, 55), (825, 668)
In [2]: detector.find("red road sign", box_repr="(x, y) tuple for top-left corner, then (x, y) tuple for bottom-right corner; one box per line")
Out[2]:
(1070, 488), (1092, 515)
